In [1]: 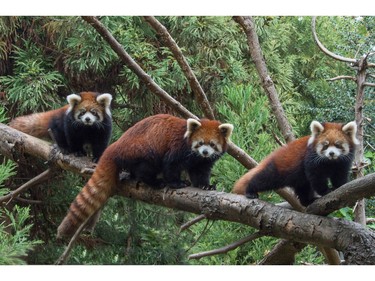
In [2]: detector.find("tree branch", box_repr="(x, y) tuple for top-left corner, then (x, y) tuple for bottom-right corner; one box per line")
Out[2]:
(81, 16), (257, 171)
(311, 17), (357, 64)
(0, 169), (53, 204)
(1, 123), (375, 264)
(81, 16), (197, 120)
(188, 232), (262, 260)
(143, 16), (215, 120)
(306, 173), (375, 215)
(327, 76), (356, 82)
(233, 16), (295, 143)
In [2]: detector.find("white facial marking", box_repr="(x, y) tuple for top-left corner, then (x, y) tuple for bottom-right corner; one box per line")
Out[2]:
(198, 145), (215, 158)
(191, 139), (221, 158)
(324, 146), (341, 160)
(74, 111), (98, 125)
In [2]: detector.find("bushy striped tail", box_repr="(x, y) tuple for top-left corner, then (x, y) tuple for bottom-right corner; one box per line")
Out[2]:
(57, 152), (119, 239)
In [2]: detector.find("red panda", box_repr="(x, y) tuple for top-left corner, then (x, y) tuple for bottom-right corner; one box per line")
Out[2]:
(233, 121), (358, 207)
(57, 114), (234, 238)
(9, 91), (112, 162)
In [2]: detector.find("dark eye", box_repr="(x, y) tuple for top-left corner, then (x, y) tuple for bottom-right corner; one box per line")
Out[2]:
(90, 109), (99, 117)
(210, 142), (216, 148)
(78, 110), (86, 117)
(198, 141), (204, 146)
(335, 142), (343, 149)
(322, 142), (329, 150)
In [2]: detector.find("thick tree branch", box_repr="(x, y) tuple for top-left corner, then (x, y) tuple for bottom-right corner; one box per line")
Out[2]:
(0, 123), (95, 176)
(233, 16), (295, 143)
(1, 124), (375, 264)
(143, 16), (215, 120)
(306, 173), (375, 215)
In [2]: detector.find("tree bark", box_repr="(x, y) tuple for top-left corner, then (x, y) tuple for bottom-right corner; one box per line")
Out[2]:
(233, 16), (295, 143)
(1, 123), (375, 264)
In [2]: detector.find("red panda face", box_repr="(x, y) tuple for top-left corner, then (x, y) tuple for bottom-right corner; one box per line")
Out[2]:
(66, 92), (112, 126)
(185, 118), (234, 159)
(308, 121), (359, 160)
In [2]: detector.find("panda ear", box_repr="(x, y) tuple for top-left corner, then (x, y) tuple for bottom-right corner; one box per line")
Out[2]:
(184, 118), (201, 139)
(96, 93), (113, 116)
(308, 120), (324, 145)
(219, 123), (234, 140)
(66, 94), (81, 113)
(342, 121), (360, 145)
(96, 93), (112, 107)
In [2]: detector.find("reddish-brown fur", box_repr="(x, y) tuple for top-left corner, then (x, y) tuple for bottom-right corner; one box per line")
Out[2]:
(233, 121), (357, 206)
(9, 105), (68, 138)
(9, 91), (105, 138)
(57, 114), (232, 238)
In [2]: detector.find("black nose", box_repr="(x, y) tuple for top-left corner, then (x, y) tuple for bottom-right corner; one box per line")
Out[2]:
(202, 150), (208, 156)
(85, 117), (91, 122)
(329, 151), (335, 156)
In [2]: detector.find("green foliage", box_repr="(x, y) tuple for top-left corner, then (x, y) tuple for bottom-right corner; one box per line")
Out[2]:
(0, 39), (64, 113)
(0, 160), (42, 265)
(1, 16), (373, 265)
(0, 206), (43, 265)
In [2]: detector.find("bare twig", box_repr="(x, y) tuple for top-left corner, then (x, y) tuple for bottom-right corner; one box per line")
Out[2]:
(327, 76), (356, 82)
(13, 197), (43, 204)
(188, 232), (262, 260)
(363, 82), (375, 87)
(143, 16), (215, 120)
(55, 215), (93, 265)
(312, 17), (357, 64)
(179, 214), (207, 233)
(0, 169), (53, 204)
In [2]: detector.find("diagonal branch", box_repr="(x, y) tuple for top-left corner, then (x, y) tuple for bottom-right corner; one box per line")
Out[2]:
(81, 16), (257, 170)
(311, 17), (357, 64)
(0, 169), (53, 204)
(306, 173), (375, 215)
(143, 16), (215, 120)
(188, 232), (263, 260)
(233, 16), (295, 144)
(82, 16), (197, 120)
